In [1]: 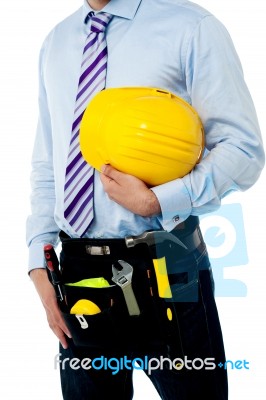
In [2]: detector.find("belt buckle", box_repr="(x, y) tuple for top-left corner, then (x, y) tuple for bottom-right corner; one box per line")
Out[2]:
(85, 245), (111, 255)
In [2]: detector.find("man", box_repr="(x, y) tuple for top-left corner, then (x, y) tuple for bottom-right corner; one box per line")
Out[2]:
(27, 0), (264, 399)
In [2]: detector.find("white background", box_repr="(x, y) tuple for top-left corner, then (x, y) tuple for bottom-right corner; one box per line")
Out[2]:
(0, 1), (265, 399)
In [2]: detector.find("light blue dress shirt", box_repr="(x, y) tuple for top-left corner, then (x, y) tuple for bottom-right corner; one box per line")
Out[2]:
(26, 0), (265, 271)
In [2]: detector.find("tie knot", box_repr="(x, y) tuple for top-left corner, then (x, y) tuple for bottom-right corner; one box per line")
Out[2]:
(90, 12), (113, 33)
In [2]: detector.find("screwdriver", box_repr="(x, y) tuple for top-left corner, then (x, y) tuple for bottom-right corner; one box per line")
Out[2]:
(43, 244), (64, 303)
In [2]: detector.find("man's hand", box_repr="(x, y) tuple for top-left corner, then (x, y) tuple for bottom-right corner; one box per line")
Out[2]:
(100, 164), (161, 216)
(30, 268), (71, 349)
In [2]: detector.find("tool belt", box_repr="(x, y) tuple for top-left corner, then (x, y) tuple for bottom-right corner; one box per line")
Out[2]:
(58, 216), (204, 350)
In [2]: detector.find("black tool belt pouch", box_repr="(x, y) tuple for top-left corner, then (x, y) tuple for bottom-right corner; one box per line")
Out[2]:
(58, 219), (203, 351)
(59, 233), (171, 350)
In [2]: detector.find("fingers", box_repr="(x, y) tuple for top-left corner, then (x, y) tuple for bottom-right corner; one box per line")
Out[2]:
(100, 163), (114, 176)
(101, 164), (124, 183)
(100, 164), (121, 196)
(100, 164), (160, 216)
(45, 299), (71, 349)
(30, 270), (72, 349)
(100, 172), (115, 187)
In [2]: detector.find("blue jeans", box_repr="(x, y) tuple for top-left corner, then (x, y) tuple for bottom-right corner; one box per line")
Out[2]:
(59, 240), (228, 399)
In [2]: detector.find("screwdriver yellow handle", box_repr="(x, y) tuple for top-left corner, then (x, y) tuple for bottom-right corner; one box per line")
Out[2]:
(153, 257), (172, 299)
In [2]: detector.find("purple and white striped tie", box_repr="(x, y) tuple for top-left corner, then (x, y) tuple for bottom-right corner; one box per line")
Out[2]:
(64, 12), (113, 236)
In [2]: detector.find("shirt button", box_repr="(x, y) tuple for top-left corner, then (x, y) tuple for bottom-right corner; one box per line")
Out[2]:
(173, 215), (180, 222)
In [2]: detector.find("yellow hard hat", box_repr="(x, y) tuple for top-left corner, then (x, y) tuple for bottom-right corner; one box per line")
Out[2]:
(80, 87), (204, 186)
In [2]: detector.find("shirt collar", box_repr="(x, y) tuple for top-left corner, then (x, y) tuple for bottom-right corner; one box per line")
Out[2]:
(83, 0), (142, 23)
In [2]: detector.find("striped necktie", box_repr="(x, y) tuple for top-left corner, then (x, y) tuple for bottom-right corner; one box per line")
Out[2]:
(63, 12), (113, 236)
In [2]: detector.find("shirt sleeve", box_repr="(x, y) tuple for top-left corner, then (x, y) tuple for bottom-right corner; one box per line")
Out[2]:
(152, 15), (265, 231)
(26, 35), (60, 272)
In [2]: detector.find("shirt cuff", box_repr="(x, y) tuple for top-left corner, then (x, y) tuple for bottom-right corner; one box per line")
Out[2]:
(28, 242), (47, 274)
(151, 178), (192, 231)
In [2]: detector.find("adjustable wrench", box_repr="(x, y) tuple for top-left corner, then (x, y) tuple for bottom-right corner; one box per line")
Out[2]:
(112, 260), (141, 316)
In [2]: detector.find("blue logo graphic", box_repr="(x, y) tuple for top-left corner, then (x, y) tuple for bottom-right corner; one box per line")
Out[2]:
(200, 203), (248, 297)
(217, 359), (249, 370)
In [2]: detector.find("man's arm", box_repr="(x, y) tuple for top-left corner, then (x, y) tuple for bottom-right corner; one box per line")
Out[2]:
(100, 16), (264, 227)
(26, 36), (61, 272)
(27, 37), (71, 348)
